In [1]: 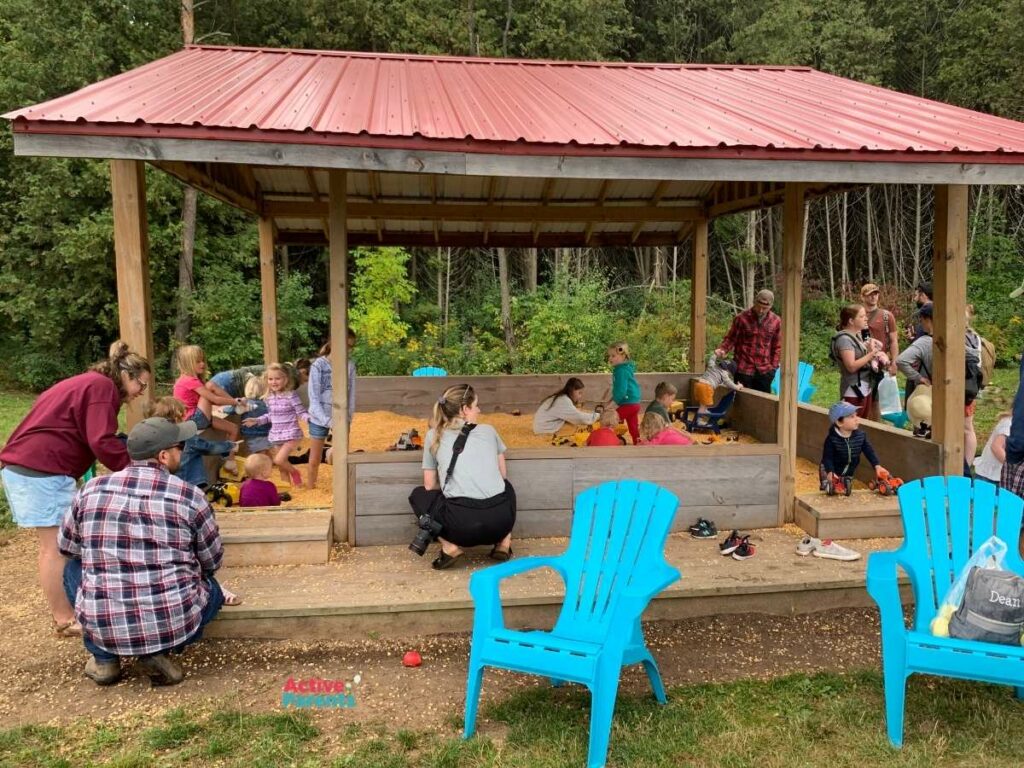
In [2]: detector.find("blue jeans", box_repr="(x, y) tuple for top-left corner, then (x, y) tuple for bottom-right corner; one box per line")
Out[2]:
(63, 559), (224, 662)
(178, 435), (234, 488)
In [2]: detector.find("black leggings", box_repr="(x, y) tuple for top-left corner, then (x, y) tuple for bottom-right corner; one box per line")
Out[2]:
(409, 481), (516, 548)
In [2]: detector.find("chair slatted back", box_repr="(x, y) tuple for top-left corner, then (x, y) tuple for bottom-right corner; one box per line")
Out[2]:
(412, 366), (448, 377)
(555, 480), (678, 643)
(898, 476), (1024, 633)
(710, 390), (737, 417)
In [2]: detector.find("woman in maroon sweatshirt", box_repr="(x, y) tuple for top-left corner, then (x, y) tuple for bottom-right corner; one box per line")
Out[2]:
(0, 340), (151, 637)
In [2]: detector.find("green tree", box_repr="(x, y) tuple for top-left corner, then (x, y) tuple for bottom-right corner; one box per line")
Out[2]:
(349, 247), (416, 348)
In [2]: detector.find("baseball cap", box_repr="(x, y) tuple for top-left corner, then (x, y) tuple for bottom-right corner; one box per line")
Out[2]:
(860, 283), (880, 297)
(828, 401), (858, 424)
(127, 417), (197, 460)
(918, 302), (934, 318)
(755, 289), (774, 306)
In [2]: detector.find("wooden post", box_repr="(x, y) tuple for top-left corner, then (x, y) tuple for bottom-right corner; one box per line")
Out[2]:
(110, 160), (154, 427)
(689, 217), (709, 373)
(932, 185), (968, 476)
(258, 217), (279, 365)
(777, 184), (806, 524)
(328, 171), (350, 543)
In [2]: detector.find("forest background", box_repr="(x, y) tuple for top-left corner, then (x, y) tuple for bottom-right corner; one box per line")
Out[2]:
(1, 0), (1023, 389)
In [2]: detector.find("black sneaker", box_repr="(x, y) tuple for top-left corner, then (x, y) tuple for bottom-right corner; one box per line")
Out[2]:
(719, 530), (743, 556)
(688, 518), (718, 539)
(731, 535), (756, 561)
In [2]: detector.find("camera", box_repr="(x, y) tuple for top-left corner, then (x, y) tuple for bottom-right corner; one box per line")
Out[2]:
(409, 513), (444, 556)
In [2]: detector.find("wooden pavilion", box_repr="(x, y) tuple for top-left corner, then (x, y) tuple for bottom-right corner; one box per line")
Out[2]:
(7, 45), (1024, 545)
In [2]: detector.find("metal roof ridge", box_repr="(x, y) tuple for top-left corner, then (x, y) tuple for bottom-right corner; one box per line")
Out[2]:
(181, 44), (815, 71)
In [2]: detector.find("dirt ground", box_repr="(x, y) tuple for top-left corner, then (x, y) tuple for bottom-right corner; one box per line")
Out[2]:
(0, 528), (885, 734)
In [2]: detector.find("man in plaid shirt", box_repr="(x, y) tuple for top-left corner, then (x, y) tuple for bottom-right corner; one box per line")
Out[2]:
(59, 417), (225, 686)
(714, 289), (782, 394)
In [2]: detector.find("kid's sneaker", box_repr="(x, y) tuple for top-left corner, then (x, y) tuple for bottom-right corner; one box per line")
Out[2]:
(812, 539), (861, 561)
(731, 535), (756, 561)
(688, 518), (718, 539)
(796, 536), (820, 556)
(719, 530), (743, 556)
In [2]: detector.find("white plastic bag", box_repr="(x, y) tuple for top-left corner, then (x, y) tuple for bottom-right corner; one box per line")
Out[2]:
(877, 373), (901, 416)
(931, 535), (1008, 637)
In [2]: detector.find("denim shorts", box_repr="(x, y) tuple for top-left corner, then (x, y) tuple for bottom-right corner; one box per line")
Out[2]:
(189, 409), (211, 431)
(308, 421), (331, 440)
(245, 436), (272, 453)
(1, 466), (77, 528)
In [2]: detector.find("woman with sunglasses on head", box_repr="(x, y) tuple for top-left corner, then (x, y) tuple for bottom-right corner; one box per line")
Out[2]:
(0, 340), (151, 638)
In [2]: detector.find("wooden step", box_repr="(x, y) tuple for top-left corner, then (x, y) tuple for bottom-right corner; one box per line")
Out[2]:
(794, 491), (903, 540)
(216, 507), (333, 567)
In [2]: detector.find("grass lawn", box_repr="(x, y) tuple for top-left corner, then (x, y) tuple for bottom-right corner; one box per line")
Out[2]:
(4, 671), (1024, 767)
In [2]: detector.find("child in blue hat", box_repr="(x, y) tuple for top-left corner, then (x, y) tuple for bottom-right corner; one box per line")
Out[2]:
(820, 401), (890, 495)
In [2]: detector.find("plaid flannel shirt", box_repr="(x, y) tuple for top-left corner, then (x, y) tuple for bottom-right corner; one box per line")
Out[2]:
(58, 461), (223, 657)
(719, 308), (782, 375)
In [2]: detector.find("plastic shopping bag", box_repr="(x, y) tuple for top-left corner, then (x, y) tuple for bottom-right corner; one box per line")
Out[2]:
(930, 536), (1008, 637)
(877, 373), (901, 416)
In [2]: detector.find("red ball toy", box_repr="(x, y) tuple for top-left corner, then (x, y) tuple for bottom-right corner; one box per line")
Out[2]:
(402, 650), (422, 668)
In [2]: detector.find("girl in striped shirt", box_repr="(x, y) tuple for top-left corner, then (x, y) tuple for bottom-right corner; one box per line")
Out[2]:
(243, 364), (308, 487)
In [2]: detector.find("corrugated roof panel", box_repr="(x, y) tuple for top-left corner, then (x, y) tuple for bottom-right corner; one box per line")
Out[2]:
(8, 45), (1024, 159)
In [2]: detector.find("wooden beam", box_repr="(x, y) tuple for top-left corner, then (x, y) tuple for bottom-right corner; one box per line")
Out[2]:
(689, 217), (709, 373)
(584, 179), (613, 245)
(258, 217), (278, 365)
(276, 228), (720, 248)
(152, 160), (261, 215)
(777, 183), (806, 524)
(304, 167), (330, 238)
(110, 159), (154, 428)
(631, 180), (671, 244)
(328, 170), (350, 544)
(482, 176), (498, 245)
(932, 184), (968, 476)
(367, 170), (383, 242)
(264, 200), (705, 222)
(707, 181), (859, 219)
(21, 133), (1024, 185)
(531, 178), (557, 244)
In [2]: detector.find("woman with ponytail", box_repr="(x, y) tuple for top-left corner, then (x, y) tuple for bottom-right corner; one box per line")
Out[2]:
(410, 384), (516, 570)
(0, 340), (151, 637)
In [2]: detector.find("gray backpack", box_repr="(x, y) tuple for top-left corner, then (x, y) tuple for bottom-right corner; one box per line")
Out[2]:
(948, 567), (1024, 645)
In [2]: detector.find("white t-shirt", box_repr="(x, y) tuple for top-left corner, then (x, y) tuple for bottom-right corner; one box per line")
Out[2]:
(423, 423), (507, 499)
(974, 416), (1012, 482)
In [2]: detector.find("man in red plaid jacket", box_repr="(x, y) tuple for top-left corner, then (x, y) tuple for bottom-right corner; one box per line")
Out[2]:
(714, 289), (782, 394)
(59, 417), (225, 687)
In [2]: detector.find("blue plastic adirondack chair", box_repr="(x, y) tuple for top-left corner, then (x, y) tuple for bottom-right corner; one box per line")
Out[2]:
(770, 361), (817, 403)
(463, 479), (681, 768)
(866, 475), (1024, 747)
(682, 389), (737, 434)
(412, 366), (447, 377)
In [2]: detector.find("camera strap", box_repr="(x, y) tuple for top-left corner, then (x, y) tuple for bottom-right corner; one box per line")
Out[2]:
(442, 423), (477, 491)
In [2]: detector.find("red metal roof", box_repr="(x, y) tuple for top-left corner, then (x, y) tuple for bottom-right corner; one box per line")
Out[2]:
(7, 45), (1024, 161)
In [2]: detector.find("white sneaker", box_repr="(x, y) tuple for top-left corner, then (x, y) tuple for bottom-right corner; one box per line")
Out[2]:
(796, 536), (820, 556)
(812, 539), (861, 561)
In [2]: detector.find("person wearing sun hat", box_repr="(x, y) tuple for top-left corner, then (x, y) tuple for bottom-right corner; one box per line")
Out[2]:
(57, 417), (226, 687)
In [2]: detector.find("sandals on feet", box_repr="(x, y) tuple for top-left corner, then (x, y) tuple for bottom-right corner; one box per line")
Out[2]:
(222, 592), (244, 607)
(55, 619), (83, 638)
(431, 550), (463, 570)
(489, 546), (513, 562)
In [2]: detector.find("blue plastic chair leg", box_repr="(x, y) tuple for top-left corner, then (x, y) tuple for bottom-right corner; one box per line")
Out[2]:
(881, 648), (907, 747)
(586, 671), (620, 768)
(463, 661), (485, 738)
(640, 656), (667, 704)
(1015, 686), (1024, 700)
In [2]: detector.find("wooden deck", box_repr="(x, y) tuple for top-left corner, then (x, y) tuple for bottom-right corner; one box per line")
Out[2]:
(207, 527), (907, 640)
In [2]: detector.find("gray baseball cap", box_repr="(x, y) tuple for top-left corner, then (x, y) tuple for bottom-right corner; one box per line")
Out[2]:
(127, 417), (197, 460)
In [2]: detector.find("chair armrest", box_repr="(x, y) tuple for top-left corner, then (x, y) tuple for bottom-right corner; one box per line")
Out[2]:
(467, 556), (567, 631)
(866, 550), (906, 632)
(609, 566), (682, 625)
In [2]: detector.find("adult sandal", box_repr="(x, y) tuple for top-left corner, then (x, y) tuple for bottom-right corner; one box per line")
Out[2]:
(431, 550), (463, 570)
(489, 546), (513, 562)
(55, 619), (83, 638)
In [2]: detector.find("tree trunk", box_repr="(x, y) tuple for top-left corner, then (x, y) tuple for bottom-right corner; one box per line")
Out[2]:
(444, 247), (452, 345)
(174, 0), (197, 347)
(523, 248), (537, 292)
(766, 207), (777, 276)
(866, 187), (874, 282)
(502, 0), (513, 57)
(913, 184), (922, 287)
(466, 0), (478, 55)
(744, 211), (756, 306)
(497, 247), (514, 352)
(841, 191), (849, 298)
(825, 197), (835, 299)
(436, 247), (443, 314)
(721, 243), (737, 309)
(280, 245), (289, 280)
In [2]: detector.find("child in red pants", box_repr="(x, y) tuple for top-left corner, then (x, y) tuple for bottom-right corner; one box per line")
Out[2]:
(606, 341), (642, 444)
